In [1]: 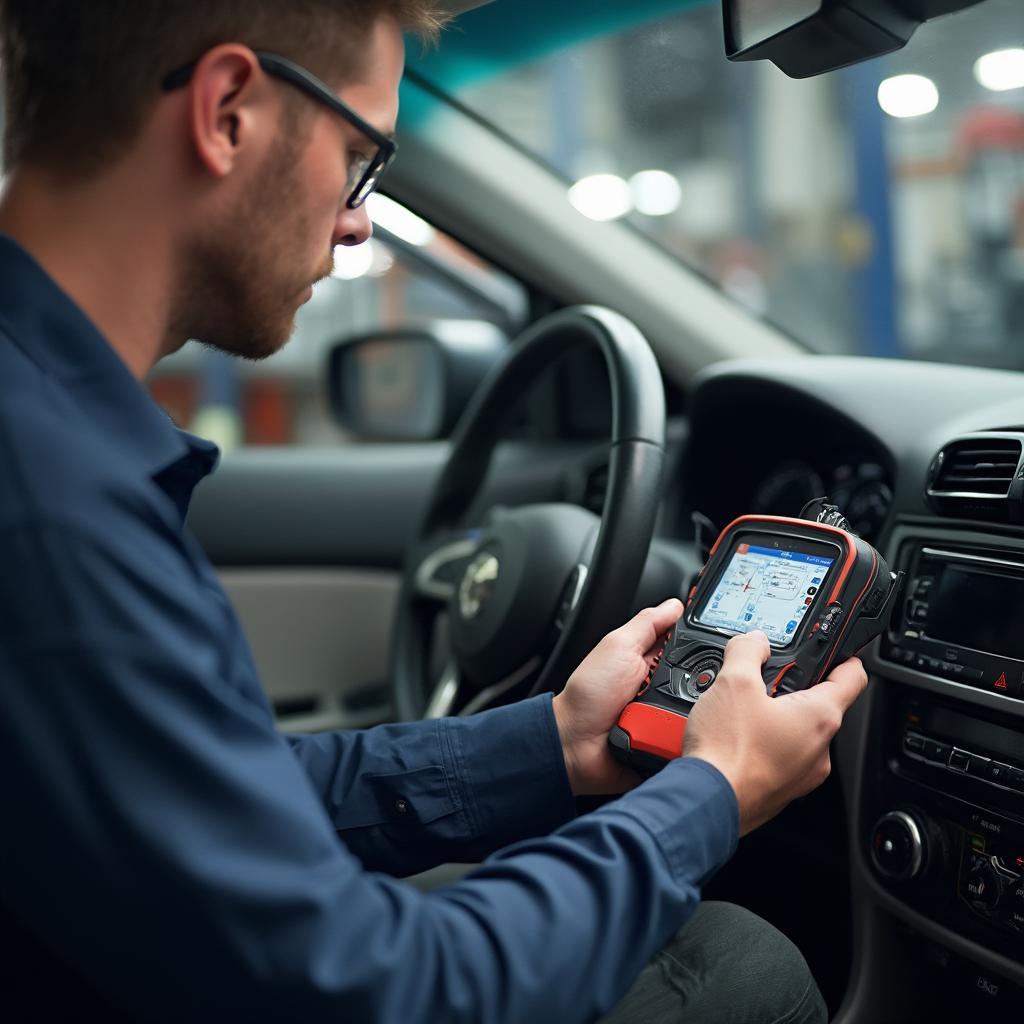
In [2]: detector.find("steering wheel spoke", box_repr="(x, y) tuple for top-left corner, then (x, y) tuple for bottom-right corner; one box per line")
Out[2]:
(423, 661), (461, 719)
(553, 562), (589, 633)
(458, 656), (543, 717)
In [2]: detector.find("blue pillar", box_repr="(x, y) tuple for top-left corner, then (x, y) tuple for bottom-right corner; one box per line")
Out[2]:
(842, 61), (901, 358)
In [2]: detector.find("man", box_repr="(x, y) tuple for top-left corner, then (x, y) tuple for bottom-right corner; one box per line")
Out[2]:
(0, 2), (867, 1021)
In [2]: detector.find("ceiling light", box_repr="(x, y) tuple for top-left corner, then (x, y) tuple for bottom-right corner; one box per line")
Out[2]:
(367, 194), (435, 247)
(630, 170), (682, 217)
(877, 74), (939, 118)
(974, 48), (1024, 92)
(568, 174), (633, 221)
(332, 242), (375, 281)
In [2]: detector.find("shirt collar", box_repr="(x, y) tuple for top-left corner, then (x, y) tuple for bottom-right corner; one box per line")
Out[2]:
(0, 233), (219, 489)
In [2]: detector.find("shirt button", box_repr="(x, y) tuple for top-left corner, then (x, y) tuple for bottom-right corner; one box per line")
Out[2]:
(395, 798), (409, 814)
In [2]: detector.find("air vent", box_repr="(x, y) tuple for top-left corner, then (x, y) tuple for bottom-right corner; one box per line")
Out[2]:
(927, 433), (1024, 523)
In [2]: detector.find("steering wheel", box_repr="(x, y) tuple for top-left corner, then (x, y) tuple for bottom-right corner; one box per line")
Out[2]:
(391, 306), (666, 721)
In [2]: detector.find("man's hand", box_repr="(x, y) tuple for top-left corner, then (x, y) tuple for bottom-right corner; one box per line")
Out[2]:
(683, 631), (868, 835)
(552, 598), (684, 796)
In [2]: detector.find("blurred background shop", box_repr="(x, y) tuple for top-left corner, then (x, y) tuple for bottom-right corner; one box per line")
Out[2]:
(2, 0), (1021, 447)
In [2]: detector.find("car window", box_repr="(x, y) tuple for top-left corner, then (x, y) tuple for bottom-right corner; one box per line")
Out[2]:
(149, 199), (526, 450)
(431, 0), (1024, 369)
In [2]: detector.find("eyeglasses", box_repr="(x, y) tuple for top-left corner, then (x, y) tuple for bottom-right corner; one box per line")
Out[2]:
(161, 50), (397, 210)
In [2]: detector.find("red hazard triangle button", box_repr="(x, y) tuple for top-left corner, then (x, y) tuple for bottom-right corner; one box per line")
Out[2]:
(987, 671), (1020, 697)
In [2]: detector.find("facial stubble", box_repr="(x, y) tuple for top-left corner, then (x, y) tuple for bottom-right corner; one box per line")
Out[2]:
(176, 131), (335, 362)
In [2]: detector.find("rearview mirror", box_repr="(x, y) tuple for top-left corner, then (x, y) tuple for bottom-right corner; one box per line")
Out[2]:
(326, 321), (506, 441)
(722, 0), (985, 78)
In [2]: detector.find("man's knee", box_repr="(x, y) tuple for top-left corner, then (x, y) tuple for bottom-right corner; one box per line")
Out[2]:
(656, 901), (827, 1024)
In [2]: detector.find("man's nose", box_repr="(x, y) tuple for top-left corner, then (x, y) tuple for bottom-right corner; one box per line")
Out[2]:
(333, 203), (373, 248)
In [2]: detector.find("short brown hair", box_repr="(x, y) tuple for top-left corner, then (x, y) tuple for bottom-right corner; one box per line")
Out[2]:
(0, 0), (447, 175)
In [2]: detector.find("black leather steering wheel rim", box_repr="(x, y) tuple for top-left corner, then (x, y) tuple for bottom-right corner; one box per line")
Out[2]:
(391, 305), (666, 721)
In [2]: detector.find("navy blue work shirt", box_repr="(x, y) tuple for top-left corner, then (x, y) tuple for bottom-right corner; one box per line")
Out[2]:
(0, 234), (739, 1023)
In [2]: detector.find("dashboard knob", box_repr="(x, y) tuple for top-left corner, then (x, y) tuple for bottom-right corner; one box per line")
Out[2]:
(964, 857), (1003, 913)
(870, 811), (926, 881)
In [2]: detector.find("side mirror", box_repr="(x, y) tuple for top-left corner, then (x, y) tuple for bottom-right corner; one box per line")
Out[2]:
(326, 321), (506, 441)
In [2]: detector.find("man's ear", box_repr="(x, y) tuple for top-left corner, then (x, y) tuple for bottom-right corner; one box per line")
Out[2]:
(186, 45), (264, 179)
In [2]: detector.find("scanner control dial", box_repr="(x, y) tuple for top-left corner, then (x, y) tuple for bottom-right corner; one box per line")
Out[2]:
(662, 653), (722, 702)
(688, 656), (721, 693)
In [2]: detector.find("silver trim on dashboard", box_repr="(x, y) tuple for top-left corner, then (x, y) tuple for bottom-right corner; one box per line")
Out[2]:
(920, 547), (1024, 572)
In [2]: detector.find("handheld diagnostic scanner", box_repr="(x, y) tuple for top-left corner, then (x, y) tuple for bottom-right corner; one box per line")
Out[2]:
(610, 507), (902, 775)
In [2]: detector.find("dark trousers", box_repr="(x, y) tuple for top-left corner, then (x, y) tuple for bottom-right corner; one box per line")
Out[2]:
(600, 902), (828, 1024)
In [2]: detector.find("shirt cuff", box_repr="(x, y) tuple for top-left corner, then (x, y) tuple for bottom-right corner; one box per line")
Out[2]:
(595, 756), (739, 886)
(438, 693), (577, 854)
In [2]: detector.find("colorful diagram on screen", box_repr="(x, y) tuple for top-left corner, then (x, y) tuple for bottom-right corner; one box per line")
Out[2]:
(696, 543), (835, 645)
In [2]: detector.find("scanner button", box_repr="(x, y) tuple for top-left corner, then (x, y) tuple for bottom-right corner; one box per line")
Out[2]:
(695, 669), (716, 692)
(818, 603), (844, 636)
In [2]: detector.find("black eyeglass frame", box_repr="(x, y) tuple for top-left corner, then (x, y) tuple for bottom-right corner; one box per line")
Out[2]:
(161, 50), (397, 210)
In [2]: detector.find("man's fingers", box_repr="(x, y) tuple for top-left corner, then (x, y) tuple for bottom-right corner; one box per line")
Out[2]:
(820, 656), (869, 713)
(617, 598), (683, 654)
(720, 630), (771, 678)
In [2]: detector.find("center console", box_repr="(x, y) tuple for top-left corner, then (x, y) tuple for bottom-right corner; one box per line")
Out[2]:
(866, 525), (1024, 975)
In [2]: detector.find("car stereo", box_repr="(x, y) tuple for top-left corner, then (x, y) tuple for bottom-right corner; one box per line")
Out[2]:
(866, 683), (1024, 962)
(881, 544), (1024, 701)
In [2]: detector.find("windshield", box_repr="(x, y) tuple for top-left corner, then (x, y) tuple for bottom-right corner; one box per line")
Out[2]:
(423, 0), (1024, 368)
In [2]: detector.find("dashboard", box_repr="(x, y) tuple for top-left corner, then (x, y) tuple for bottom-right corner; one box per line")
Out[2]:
(677, 355), (1024, 1021)
(750, 459), (891, 544)
(679, 361), (904, 545)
